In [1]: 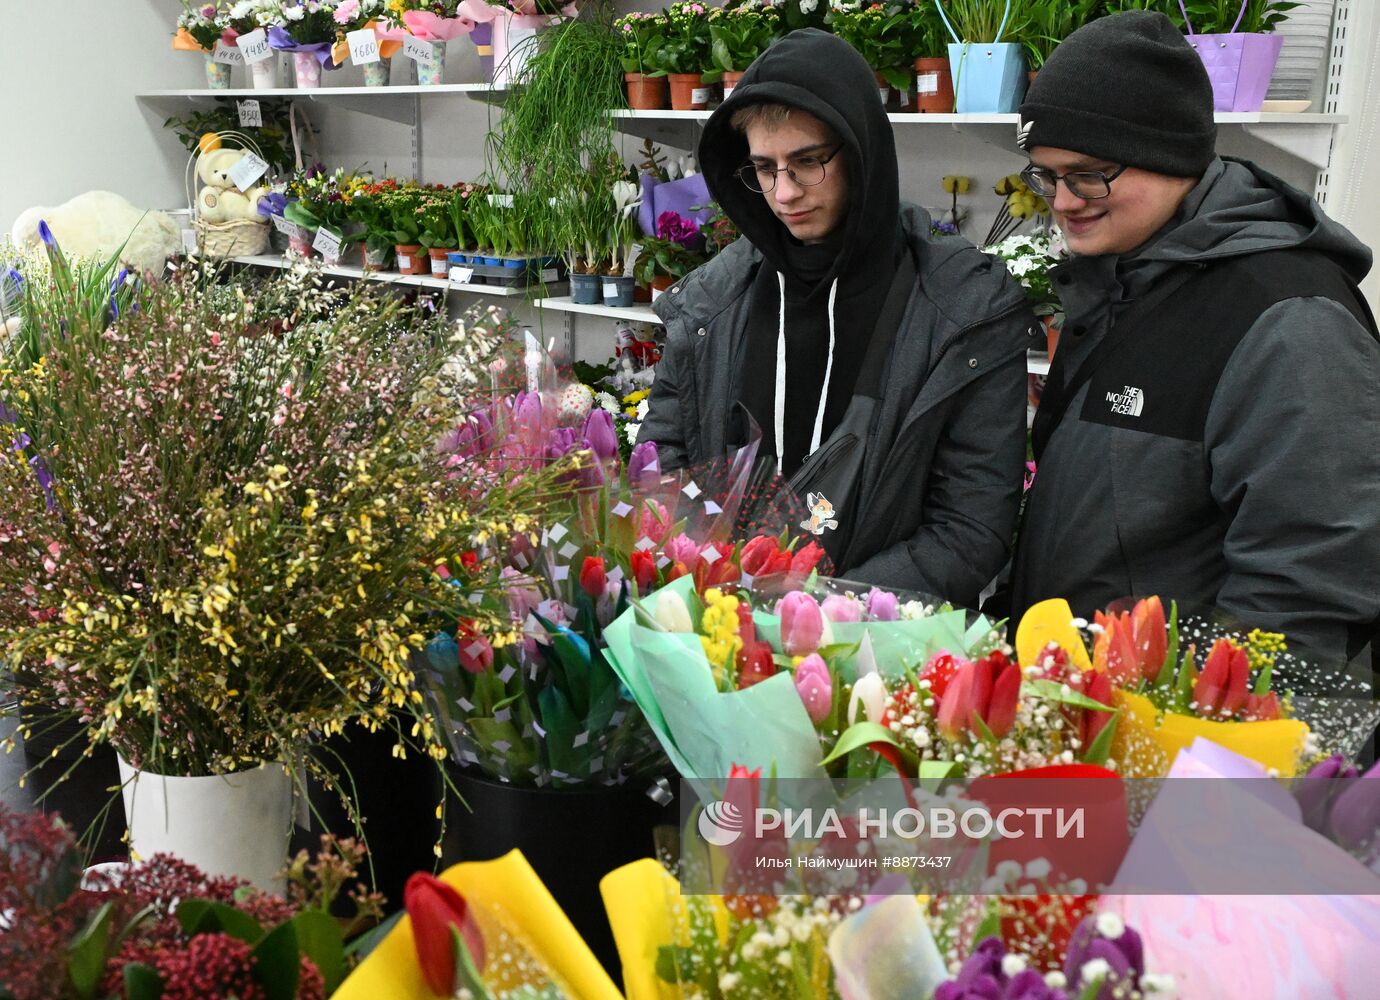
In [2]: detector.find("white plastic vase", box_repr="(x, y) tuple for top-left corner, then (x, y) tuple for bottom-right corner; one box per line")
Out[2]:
(118, 757), (294, 890)
(249, 55), (281, 89)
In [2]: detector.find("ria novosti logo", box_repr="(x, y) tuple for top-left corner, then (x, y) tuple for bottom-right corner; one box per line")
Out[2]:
(697, 800), (746, 846)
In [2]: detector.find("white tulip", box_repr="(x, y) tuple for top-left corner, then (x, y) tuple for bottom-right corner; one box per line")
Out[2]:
(848, 672), (888, 725)
(654, 590), (693, 633)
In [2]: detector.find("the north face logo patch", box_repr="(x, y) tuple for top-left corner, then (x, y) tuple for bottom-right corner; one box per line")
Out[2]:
(1106, 385), (1145, 417)
(1016, 117), (1034, 150)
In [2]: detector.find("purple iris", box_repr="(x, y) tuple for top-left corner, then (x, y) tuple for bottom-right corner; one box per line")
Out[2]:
(6, 267), (22, 289)
(37, 219), (56, 248)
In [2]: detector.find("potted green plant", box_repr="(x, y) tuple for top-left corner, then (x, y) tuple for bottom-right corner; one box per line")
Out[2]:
(651, 1), (715, 110)
(1174, 0), (1300, 111)
(1014, 0), (1102, 79)
(706, 3), (781, 95)
(616, 11), (670, 109)
(603, 174), (643, 307)
(347, 178), (402, 271)
(381, 183), (426, 274)
(828, 0), (916, 105)
(934, 0), (1031, 112)
(632, 210), (708, 301)
(416, 191), (459, 277)
(905, 0), (956, 111)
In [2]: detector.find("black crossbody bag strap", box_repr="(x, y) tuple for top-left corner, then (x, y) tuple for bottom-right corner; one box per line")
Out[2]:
(1032, 266), (1203, 463)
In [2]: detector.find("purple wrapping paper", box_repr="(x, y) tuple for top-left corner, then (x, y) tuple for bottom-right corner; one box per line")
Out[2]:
(637, 174), (714, 239)
(267, 26), (340, 68)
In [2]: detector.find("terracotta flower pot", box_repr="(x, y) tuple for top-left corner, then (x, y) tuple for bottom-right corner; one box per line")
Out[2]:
(649, 274), (676, 301)
(913, 56), (955, 113)
(668, 72), (712, 111)
(721, 70), (744, 98)
(625, 71), (667, 110)
(428, 247), (457, 278)
(395, 243), (423, 275)
(1028, 69), (1039, 86)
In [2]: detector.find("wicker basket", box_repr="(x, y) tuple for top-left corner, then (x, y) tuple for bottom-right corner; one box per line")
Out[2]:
(194, 218), (270, 259)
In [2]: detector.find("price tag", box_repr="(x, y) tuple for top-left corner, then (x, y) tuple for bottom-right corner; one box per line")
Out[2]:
(722, 85), (735, 98)
(401, 34), (436, 63)
(690, 87), (712, 105)
(917, 71), (940, 96)
(181, 229), (199, 255)
(228, 151), (269, 192)
(270, 214), (301, 238)
(602, 282), (618, 298)
(487, 193), (514, 208)
(878, 87), (889, 104)
(625, 242), (643, 277)
(396, 252), (412, 270)
(237, 99), (263, 128)
(236, 28), (273, 64)
(347, 28), (381, 65)
(449, 265), (476, 284)
(213, 41), (244, 65)
(313, 227), (343, 262)
(539, 267), (559, 282)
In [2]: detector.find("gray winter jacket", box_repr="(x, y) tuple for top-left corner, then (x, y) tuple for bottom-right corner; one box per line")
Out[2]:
(641, 205), (1040, 607)
(1011, 157), (1380, 666)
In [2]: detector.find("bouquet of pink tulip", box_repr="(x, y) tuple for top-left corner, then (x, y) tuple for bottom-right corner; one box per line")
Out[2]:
(417, 357), (827, 788)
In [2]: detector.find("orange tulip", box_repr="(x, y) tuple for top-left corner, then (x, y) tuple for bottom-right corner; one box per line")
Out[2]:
(1193, 638), (1251, 719)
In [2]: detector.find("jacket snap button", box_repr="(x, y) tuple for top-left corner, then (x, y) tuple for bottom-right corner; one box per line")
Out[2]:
(671, 285), (680, 294)
(696, 327), (707, 337)
(968, 358), (978, 368)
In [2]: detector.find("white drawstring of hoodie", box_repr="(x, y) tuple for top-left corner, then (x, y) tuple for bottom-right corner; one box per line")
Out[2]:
(774, 272), (840, 476)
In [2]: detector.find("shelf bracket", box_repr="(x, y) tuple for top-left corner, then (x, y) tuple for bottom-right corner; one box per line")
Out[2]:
(1239, 122), (1335, 170)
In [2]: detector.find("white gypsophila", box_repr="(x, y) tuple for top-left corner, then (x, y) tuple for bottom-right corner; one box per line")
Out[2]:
(799, 0), (819, 12)
(1001, 954), (1028, 978)
(1095, 911), (1126, 940)
(1141, 973), (1178, 996)
(1080, 958), (1112, 985)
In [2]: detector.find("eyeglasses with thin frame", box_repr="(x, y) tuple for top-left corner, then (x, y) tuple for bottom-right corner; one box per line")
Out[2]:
(737, 143), (846, 194)
(1021, 163), (1129, 200)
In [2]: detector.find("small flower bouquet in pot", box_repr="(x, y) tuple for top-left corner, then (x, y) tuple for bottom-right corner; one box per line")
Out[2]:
(268, 0), (346, 87)
(631, 211), (708, 300)
(827, 0), (916, 103)
(174, 2), (235, 88)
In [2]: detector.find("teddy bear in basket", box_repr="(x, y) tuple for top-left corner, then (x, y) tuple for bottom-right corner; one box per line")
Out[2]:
(195, 148), (272, 257)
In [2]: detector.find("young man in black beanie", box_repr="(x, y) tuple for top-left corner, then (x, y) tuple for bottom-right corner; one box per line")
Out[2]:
(640, 28), (1039, 607)
(1009, 11), (1380, 669)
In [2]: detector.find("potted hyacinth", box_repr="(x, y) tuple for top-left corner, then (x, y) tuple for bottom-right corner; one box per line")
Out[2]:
(174, 2), (234, 89)
(0, 239), (565, 889)
(267, 0), (343, 89)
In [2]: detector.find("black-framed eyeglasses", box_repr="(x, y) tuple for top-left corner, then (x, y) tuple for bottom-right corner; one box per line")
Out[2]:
(1021, 163), (1128, 200)
(737, 143), (846, 194)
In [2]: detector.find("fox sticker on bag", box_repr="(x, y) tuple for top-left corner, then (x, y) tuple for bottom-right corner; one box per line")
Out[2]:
(800, 492), (839, 535)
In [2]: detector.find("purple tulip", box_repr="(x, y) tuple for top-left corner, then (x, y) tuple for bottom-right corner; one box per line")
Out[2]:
(865, 587), (899, 621)
(513, 391), (545, 447)
(628, 440), (660, 486)
(779, 591), (824, 657)
(1296, 753), (1360, 834)
(544, 426), (577, 462)
(581, 408), (619, 462)
(934, 937), (1005, 1000)
(1328, 758), (1380, 862)
(820, 594), (862, 624)
(1064, 916), (1143, 1000)
(793, 654), (832, 724)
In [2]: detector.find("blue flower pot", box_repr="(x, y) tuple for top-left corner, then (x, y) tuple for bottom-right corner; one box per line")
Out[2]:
(570, 273), (601, 304)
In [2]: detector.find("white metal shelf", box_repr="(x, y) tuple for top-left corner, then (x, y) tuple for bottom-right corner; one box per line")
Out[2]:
(138, 83), (501, 99)
(533, 295), (661, 324)
(612, 108), (1349, 167)
(229, 254), (563, 298)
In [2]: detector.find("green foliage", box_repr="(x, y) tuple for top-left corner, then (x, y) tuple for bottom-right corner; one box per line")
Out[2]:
(615, 11), (670, 76)
(828, 0), (916, 87)
(1014, 0), (1103, 68)
(163, 98), (298, 176)
(1175, 0), (1300, 34)
(707, 4), (781, 78)
(935, 0), (1029, 43)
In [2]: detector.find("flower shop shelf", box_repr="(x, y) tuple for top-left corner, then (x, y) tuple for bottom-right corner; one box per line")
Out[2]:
(610, 110), (1349, 168)
(137, 84), (506, 125)
(229, 254), (564, 298)
(533, 295), (662, 325)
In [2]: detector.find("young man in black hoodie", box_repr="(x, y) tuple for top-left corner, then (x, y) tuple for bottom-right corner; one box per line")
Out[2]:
(639, 29), (1039, 607)
(1009, 12), (1380, 668)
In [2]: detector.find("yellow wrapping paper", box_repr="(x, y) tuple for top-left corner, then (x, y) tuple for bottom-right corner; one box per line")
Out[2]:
(331, 21), (403, 67)
(1014, 598), (1092, 672)
(1113, 688), (1309, 778)
(334, 850), (623, 1000)
(173, 27), (210, 52)
(600, 859), (729, 1000)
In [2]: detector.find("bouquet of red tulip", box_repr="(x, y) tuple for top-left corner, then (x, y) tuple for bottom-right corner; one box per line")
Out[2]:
(1013, 597), (1379, 777)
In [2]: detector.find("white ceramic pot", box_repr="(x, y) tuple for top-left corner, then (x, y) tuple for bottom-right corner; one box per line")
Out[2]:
(117, 756), (293, 890)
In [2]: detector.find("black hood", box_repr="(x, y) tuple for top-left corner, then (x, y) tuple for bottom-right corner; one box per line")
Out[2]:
(698, 28), (899, 291)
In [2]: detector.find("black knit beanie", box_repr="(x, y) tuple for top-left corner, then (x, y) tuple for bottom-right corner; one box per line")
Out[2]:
(1018, 11), (1216, 177)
